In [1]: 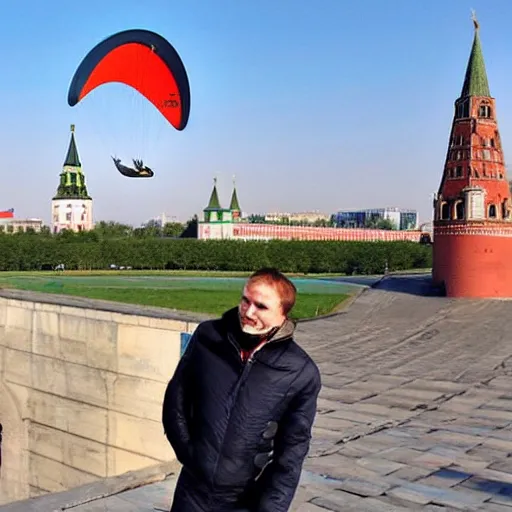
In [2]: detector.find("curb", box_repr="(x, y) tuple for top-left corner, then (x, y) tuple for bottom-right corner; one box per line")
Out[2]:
(296, 283), (372, 324)
(0, 461), (181, 512)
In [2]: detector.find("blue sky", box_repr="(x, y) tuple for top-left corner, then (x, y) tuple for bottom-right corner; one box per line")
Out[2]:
(2, 0), (512, 226)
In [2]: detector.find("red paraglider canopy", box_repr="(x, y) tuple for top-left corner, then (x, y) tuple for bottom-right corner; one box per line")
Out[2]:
(67, 29), (190, 130)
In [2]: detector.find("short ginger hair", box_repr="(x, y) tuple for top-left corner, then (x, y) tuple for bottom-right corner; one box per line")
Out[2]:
(247, 267), (297, 315)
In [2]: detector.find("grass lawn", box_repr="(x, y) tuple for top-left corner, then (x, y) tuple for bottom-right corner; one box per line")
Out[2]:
(0, 272), (353, 320)
(0, 269), (346, 279)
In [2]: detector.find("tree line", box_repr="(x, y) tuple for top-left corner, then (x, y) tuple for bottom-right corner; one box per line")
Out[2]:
(0, 230), (432, 274)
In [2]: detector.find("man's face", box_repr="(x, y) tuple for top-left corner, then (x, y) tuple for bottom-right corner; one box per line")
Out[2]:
(239, 280), (286, 335)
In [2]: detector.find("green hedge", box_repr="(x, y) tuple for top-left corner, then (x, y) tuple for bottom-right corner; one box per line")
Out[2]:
(0, 235), (432, 274)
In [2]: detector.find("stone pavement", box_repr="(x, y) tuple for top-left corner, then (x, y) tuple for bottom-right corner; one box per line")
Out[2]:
(292, 275), (512, 511)
(2, 274), (512, 510)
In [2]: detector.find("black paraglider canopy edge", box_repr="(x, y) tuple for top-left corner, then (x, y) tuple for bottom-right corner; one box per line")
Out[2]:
(67, 29), (191, 130)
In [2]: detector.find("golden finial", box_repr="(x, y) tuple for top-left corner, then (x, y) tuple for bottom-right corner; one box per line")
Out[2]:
(471, 9), (479, 31)
(232, 174), (236, 186)
(70, 124), (75, 133)
(213, 176), (217, 186)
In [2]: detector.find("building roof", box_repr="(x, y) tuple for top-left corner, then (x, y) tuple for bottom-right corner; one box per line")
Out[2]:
(229, 179), (241, 211)
(63, 124), (81, 167)
(460, 15), (490, 98)
(205, 178), (221, 210)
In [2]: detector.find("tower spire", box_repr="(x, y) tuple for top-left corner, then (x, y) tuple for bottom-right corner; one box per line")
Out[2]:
(205, 176), (221, 210)
(229, 174), (241, 212)
(460, 11), (490, 98)
(64, 123), (81, 167)
(471, 9), (479, 31)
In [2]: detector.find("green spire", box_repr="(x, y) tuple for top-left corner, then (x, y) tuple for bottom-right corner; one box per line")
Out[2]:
(53, 125), (91, 200)
(64, 124), (81, 167)
(205, 177), (221, 210)
(229, 175), (241, 211)
(460, 13), (490, 98)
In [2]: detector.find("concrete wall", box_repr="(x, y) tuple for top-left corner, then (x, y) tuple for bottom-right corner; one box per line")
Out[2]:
(0, 289), (206, 506)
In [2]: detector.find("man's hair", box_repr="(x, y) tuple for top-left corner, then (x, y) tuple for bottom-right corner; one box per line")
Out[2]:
(247, 267), (297, 315)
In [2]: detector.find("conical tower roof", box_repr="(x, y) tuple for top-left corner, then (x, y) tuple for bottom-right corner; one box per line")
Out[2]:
(64, 124), (81, 167)
(229, 176), (241, 211)
(205, 177), (221, 210)
(460, 14), (491, 98)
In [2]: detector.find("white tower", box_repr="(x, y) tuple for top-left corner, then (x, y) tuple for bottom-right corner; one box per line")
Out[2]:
(51, 125), (93, 233)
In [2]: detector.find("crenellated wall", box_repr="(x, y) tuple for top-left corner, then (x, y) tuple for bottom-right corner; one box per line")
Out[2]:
(0, 289), (206, 506)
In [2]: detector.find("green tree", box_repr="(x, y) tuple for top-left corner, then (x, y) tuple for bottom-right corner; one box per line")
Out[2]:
(94, 221), (133, 239)
(375, 218), (396, 230)
(163, 222), (185, 238)
(181, 215), (198, 238)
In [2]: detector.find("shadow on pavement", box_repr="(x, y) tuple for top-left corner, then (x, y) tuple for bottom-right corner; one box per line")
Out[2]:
(374, 273), (446, 297)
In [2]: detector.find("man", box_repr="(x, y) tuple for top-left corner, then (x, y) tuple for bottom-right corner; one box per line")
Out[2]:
(162, 267), (321, 512)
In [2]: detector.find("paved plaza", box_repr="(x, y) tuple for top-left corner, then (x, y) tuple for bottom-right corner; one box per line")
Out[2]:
(3, 274), (512, 511)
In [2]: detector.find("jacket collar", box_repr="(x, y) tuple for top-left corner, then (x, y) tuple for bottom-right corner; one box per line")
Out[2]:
(221, 306), (295, 345)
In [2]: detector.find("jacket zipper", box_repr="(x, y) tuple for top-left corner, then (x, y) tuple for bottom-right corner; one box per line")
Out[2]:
(210, 332), (293, 489)
(210, 346), (255, 489)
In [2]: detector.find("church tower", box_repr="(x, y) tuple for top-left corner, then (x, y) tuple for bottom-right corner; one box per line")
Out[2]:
(51, 125), (93, 234)
(432, 14), (512, 297)
(198, 177), (234, 239)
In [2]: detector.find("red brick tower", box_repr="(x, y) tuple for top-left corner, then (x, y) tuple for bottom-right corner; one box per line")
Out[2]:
(433, 14), (512, 297)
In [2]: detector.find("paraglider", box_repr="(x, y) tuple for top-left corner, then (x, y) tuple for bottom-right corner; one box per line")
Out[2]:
(112, 157), (154, 178)
(67, 29), (190, 178)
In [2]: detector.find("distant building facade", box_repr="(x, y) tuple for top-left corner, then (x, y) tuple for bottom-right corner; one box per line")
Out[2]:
(51, 125), (93, 234)
(0, 209), (43, 233)
(334, 208), (418, 230)
(198, 181), (423, 242)
(264, 211), (331, 224)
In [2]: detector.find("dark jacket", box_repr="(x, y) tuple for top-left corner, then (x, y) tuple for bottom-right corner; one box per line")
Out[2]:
(162, 307), (321, 512)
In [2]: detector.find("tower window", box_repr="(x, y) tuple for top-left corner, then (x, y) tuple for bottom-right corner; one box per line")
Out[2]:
(441, 202), (450, 220)
(452, 134), (465, 146)
(479, 105), (492, 118)
(455, 100), (470, 118)
(503, 199), (510, 218)
(482, 150), (491, 160)
(489, 204), (497, 218)
(455, 201), (465, 220)
(455, 166), (463, 178)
